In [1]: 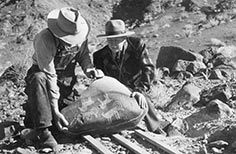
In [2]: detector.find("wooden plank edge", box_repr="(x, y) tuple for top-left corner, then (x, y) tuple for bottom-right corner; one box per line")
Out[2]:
(112, 134), (150, 154)
(83, 135), (114, 154)
(135, 129), (183, 154)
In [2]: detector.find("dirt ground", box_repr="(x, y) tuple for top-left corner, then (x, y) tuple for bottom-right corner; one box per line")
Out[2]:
(1, 0), (236, 154)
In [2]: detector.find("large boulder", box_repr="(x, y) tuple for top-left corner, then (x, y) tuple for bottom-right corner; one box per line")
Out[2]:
(156, 46), (203, 73)
(172, 59), (206, 74)
(184, 99), (233, 138)
(165, 82), (201, 111)
(61, 76), (148, 135)
(195, 84), (232, 107)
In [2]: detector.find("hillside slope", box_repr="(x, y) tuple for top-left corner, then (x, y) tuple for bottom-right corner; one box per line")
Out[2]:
(0, 0), (117, 75)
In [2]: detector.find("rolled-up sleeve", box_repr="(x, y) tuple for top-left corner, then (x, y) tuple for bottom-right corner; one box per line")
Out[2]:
(137, 40), (155, 92)
(33, 32), (60, 100)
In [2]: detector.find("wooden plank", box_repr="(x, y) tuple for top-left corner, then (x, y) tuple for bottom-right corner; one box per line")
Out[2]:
(135, 129), (182, 154)
(83, 135), (113, 154)
(112, 134), (150, 154)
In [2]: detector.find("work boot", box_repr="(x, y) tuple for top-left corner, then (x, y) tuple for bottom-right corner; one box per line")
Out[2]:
(37, 128), (58, 151)
(22, 103), (34, 129)
(153, 120), (172, 136)
(153, 127), (167, 136)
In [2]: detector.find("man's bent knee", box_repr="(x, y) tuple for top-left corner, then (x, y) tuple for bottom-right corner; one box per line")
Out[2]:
(33, 72), (47, 84)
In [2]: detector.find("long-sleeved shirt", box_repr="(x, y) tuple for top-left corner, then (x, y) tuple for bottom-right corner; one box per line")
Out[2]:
(32, 29), (93, 100)
(93, 37), (155, 93)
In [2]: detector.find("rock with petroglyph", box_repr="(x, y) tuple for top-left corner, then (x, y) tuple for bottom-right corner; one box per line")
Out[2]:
(61, 76), (148, 135)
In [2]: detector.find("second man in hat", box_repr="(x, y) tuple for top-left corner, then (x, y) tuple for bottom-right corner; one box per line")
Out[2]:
(93, 19), (169, 134)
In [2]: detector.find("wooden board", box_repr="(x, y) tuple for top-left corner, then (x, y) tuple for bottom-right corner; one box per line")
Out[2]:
(83, 135), (113, 154)
(112, 134), (150, 154)
(135, 129), (182, 154)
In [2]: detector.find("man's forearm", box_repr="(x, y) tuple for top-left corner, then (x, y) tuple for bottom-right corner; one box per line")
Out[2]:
(51, 98), (60, 113)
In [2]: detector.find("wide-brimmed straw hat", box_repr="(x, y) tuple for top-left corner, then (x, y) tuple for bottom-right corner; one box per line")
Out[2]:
(97, 19), (135, 38)
(47, 7), (89, 45)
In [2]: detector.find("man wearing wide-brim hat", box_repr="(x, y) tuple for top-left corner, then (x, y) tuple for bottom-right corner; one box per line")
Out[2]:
(93, 19), (170, 134)
(23, 7), (103, 151)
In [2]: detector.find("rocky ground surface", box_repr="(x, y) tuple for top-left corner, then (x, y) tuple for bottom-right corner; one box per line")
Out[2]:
(1, 0), (236, 154)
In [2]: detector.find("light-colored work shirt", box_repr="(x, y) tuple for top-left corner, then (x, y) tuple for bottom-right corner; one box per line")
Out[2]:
(32, 29), (93, 100)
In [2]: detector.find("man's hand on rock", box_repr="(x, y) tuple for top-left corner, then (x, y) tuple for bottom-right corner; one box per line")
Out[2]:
(86, 68), (104, 79)
(53, 110), (69, 132)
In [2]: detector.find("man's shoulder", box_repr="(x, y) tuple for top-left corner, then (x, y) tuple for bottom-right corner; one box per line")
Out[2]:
(93, 45), (109, 58)
(34, 28), (55, 44)
(33, 28), (57, 52)
(127, 37), (144, 50)
(127, 36), (142, 43)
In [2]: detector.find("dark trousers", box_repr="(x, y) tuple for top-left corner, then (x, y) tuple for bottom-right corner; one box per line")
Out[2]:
(24, 65), (75, 129)
(24, 68), (53, 129)
(143, 95), (168, 132)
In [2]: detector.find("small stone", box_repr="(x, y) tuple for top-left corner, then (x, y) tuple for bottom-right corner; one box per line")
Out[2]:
(153, 34), (159, 38)
(14, 147), (33, 154)
(101, 137), (111, 141)
(211, 147), (222, 154)
(231, 141), (236, 148)
(162, 24), (170, 28)
(80, 148), (93, 154)
(118, 151), (126, 154)
(73, 143), (81, 150)
(39, 148), (53, 153)
(208, 140), (228, 148)
(174, 33), (182, 38)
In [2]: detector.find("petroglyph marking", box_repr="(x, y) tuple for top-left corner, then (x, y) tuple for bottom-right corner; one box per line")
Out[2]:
(102, 106), (125, 123)
(98, 93), (112, 109)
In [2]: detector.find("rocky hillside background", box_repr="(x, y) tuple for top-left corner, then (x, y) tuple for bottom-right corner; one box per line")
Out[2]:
(1, 0), (236, 77)
(1, 0), (236, 154)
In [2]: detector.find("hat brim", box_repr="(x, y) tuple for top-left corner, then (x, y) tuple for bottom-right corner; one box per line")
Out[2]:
(47, 9), (89, 45)
(97, 31), (135, 38)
